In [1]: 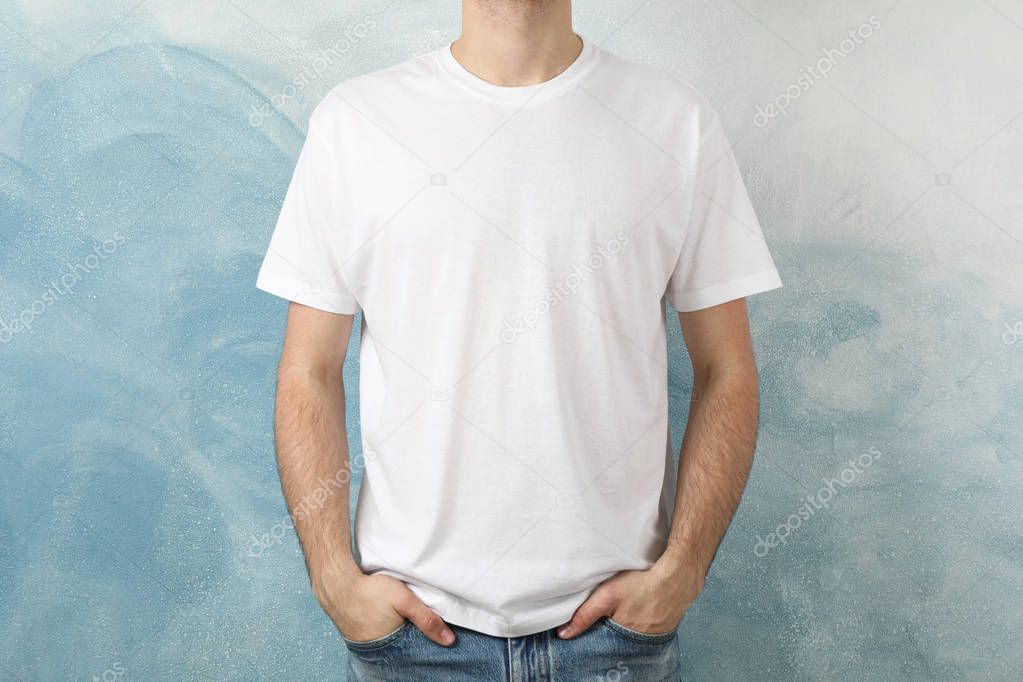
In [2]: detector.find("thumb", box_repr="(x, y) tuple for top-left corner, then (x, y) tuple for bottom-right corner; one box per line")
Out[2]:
(393, 586), (456, 647)
(557, 587), (615, 639)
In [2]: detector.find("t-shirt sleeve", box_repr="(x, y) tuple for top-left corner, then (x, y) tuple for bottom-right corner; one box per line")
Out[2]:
(664, 114), (782, 312)
(256, 111), (361, 314)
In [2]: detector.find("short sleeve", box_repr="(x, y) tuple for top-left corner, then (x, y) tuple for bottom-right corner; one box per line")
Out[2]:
(665, 115), (782, 312)
(256, 111), (360, 314)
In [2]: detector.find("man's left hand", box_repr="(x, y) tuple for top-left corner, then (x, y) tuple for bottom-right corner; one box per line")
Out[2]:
(556, 554), (704, 639)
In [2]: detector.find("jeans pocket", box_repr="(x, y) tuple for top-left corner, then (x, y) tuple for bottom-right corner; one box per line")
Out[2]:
(603, 617), (677, 645)
(342, 621), (411, 652)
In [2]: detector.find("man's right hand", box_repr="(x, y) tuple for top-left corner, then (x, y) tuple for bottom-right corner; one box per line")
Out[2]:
(313, 567), (456, 647)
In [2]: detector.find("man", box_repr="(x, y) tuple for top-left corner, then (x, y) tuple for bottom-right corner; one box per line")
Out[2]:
(257, 0), (781, 679)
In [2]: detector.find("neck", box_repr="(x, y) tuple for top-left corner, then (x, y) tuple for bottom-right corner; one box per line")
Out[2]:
(453, 1), (580, 87)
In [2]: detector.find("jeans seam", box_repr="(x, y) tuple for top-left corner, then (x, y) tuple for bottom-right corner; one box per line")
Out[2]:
(342, 621), (409, 651)
(603, 617), (677, 644)
(506, 635), (513, 682)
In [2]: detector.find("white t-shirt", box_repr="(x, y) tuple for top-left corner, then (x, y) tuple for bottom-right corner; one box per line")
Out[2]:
(257, 35), (781, 637)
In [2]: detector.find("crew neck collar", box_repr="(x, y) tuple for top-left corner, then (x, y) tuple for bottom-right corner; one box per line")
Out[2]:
(436, 34), (597, 103)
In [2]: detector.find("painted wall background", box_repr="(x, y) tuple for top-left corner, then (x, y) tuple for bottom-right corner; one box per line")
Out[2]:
(1, 0), (1021, 679)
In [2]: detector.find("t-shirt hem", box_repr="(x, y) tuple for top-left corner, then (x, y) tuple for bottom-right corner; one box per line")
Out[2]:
(256, 269), (360, 314)
(401, 580), (590, 638)
(667, 268), (782, 312)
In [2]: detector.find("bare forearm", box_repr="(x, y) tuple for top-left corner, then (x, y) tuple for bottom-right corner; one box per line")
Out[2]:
(274, 364), (359, 589)
(661, 364), (759, 578)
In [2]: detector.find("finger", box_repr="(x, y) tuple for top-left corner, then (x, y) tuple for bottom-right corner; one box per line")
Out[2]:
(394, 588), (456, 647)
(557, 589), (615, 639)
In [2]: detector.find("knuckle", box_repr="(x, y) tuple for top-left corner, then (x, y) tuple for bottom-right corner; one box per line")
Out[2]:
(597, 587), (619, 607)
(419, 612), (441, 632)
(392, 592), (415, 612)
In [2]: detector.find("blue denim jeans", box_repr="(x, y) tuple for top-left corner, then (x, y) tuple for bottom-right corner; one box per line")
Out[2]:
(344, 617), (681, 681)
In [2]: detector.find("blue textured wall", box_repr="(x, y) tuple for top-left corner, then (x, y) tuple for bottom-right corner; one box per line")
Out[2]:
(2, 1), (1021, 680)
